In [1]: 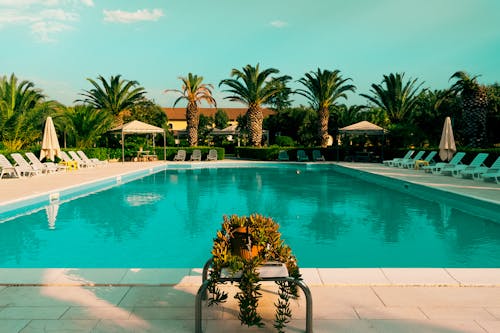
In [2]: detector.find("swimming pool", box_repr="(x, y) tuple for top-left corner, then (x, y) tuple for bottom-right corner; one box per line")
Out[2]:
(1, 164), (499, 268)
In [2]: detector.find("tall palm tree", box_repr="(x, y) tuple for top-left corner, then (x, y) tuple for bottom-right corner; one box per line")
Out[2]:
(360, 73), (423, 124)
(166, 73), (216, 146)
(0, 73), (47, 149)
(220, 64), (290, 147)
(296, 68), (355, 147)
(449, 71), (488, 147)
(77, 75), (146, 125)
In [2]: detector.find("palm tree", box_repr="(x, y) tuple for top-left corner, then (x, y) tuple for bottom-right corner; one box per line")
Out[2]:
(296, 68), (355, 147)
(166, 73), (216, 146)
(0, 73), (47, 149)
(56, 104), (113, 148)
(77, 75), (146, 125)
(360, 73), (423, 124)
(449, 71), (488, 147)
(220, 64), (290, 147)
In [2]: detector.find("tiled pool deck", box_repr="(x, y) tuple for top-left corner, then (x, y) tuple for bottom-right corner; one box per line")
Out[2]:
(0, 161), (499, 332)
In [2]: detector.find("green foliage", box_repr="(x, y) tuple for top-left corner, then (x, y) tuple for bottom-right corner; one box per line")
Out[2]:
(77, 74), (146, 123)
(274, 135), (294, 147)
(55, 104), (113, 148)
(235, 146), (284, 160)
(0, 73), (55, 149)
(214, 109), (229, 129)
(124, 98), (168, 128)
(264, 106), (317, 146)
(361, 73), (423, 124)
(198, 114), (214, 145)
(207, 214), (301, 332)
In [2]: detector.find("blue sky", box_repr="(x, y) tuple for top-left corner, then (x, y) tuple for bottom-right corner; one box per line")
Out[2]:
(1, 0), (499, 107)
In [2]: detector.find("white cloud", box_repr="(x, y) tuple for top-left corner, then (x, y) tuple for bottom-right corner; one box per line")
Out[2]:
(0, 0), (89, 42)
(103, 8), (163, 23)
(41, 9), (78, 21)
(31, 20), (71, 42)
(80, 0), (93, 7)
(0, 0), (60, 6)
(270, 20), (287, 28)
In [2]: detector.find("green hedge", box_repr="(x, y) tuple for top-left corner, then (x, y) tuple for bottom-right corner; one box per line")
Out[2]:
(235, 147), (337, 161)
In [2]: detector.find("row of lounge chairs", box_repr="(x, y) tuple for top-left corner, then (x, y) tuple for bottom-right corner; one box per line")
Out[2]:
(278, 150), (325, 162)
(173, 149), (218, 162)
(0, 150), (107, 178)
(384, 150), (500, 183)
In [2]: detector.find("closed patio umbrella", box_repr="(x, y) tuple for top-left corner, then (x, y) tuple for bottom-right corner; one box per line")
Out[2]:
(439, 117), (456, 162)
(40, 116), (61, 161)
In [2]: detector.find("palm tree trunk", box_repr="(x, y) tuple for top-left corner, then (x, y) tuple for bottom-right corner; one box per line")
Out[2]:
(186, 102), (199, 146)
(247, 104), (263, 147)
(463, 88), (488, 147)
(318, 106), (329, 148)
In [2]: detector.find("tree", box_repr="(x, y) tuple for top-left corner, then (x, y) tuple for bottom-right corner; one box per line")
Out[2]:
(0, 73), (49, 149)
(77, 74), (146, 125)
(360, 73), (423, 124)
(124, 98), (167, 128)
(449, 71), (489, 147)
(56, 104), (113, 148)
(220, 64), (290, 147)
(214, 109), (229, 129)
(166, 73), (216, 146)
(296, 68), (356, 147)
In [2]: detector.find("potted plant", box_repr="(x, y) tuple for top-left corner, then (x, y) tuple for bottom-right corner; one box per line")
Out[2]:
(207, 214), (301, 332)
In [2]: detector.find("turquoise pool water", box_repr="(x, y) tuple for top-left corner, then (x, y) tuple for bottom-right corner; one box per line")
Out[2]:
(1, 165), (499, 268)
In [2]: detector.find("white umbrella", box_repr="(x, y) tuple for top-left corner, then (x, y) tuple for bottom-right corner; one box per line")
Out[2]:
(439, 117), (456, 162)
(40, 116), (61, 161)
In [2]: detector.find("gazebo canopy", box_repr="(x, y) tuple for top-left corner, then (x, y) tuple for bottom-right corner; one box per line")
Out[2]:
(109, 120), (166, 162)
(110, 120), (165, 134)
(339, 121), (386, 135)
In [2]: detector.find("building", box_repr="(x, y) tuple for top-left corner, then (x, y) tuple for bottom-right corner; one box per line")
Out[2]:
(163, 107), (275, 131)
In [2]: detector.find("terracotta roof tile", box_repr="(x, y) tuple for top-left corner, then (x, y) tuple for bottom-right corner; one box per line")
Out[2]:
(163, 107), (275, 120)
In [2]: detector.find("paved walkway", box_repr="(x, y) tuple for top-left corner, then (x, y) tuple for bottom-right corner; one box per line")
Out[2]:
(0, 161), (499, 332)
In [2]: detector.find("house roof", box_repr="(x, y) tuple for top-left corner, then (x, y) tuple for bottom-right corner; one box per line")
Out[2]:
(163, 107), (275, 120)
(339, 121), (386, 135)
(109, 120), (165, 134)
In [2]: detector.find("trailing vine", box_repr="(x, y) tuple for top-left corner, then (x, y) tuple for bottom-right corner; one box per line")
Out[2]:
(207, 214), (301, 332)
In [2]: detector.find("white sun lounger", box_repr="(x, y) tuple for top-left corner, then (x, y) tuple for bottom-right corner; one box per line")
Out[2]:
(10, 153), (41, 176)
(25, 152), (63, 173)
(0, 153), (22, 178)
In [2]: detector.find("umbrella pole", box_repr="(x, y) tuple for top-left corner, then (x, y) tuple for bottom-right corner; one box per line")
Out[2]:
(163, 131), (166, 161)
(121, 130), (125, 164)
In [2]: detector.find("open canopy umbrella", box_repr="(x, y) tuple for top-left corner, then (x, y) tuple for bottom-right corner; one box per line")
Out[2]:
(439, 117), (456, 162)
(40, 116), (61, 161)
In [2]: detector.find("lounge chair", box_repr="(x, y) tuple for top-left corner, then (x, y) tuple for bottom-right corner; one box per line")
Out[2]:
(173, 149), (186, 161)
(206, 149), (218, 161)
(397, 151), (425, 168)
(481, 169), (500, 184)
(297, 150), (309, 162)
(10, 153), (41, 176)
(69, 151), (95, 168)
(446, 153), (489, 177)
(77, 150), (107, 166)
(312, 150), (325, 161)
(383, 150), (414, 167)
(190, 149), (202, 161)
(459, 155), (500, 179)
(277, 150), (289, 161)
(422, 152), (466, 174)
(0, 153), (21, 178)
(25, 152), (62, 173)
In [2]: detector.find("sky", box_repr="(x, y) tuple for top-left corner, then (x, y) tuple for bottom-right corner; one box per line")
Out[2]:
(1, 0), (499, 108)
